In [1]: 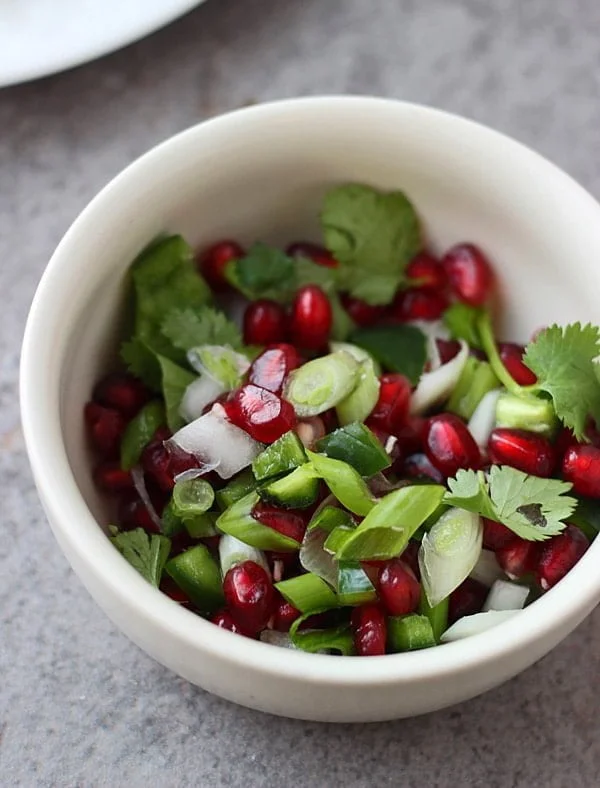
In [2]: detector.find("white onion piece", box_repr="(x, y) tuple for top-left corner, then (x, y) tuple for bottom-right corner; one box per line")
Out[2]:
(408, 319), (451, 371)
(180, 375), (225, 423)
(419, 507), (483, 607)
(440, 610), (520, 643)
(483, 579), (530, 612)
(167, 405), (263, 479)
(260, 631), (297, 649)
(173, 464), (220, 484)
(131, 466), (163, 531)
(410, 340), (469, 415)
(469, 548), (505, 587)
(219, 534), (270, 576)
(300, 527), (338, 588)
(467, 389), (503, 448)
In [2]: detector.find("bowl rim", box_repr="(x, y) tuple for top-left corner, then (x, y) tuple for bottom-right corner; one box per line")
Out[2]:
(20, 95), (600, 686)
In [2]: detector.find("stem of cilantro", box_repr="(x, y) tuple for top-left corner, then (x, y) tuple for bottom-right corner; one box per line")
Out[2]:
(477, 313), (536, 396)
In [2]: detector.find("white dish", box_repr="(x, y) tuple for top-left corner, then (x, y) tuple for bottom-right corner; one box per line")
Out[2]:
(20, 97), (600, 722)
(0, 0), (204, 88)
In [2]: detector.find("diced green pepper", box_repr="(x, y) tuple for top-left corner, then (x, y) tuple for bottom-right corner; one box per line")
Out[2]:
(316, 422), (390, 477)
(215, 469), (257, 510)
(387, 614), (437, 652)
(216, 491), (301, 551)
(306, 450), (375, 516)
(166, 545), (224, 612)
(337, 561), (377, 605)
(251, 431), (307, 481)
(258, 464), (320, 509)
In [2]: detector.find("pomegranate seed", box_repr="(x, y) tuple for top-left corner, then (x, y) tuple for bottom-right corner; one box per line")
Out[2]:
(401, 452), (445, 483)
(243, 300), (287, 346)
(160, 577), (191, 604)
(424, 413), (481, 478)
(198, 240), (244, 290)
(562, 445), (600, 498)
(290, 285), (332, 350)
(442, 243), (494, 306)
(93, 373), (150, 418)
(406, 252), (448, 290)
(117, 493), (160, 533)
(248, 343), (302, 393)
(498, 343), (537, 386)
(286, 241), (338, 268)
(93, 461), (133, 492)
(223, 560), (275, 634)
(377, 559), (420, 616)
(252, 502), (307, 545)
(488, 428), (555, 477)
(350, 604), (387, 656)
(141, 439), (175, 491)
(448, 578), (488, 625)
(273, 595), (301, 631)
(400, 541), (421, 580)
(435, 338), (461, 365)
(536, 525), (589, 590)
(340, 294), (385, 326)
(555, 427), (578, 458)
(496, 538), (540, 579)
(482, 518), (518, 551)
(210, 609), (250, 634)
(222, 384), (296, 443)
(368, 374), (412, 435)
(296, 416), (327, 449)
(84, 402), (126, 457)
(390, 287), (448, 322)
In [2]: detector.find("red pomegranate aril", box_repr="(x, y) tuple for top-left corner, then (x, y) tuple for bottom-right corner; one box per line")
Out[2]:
(406, 252), (448, 290)
(160, 577), (191, 605)
(223, 560), (275, 634)
(496, 538), (540, 579)
(84, 402), (126, 457)
(290, 285), (332, 350)
(243, 299), (287, 346)
(93, 373), (150, 418)
(401, 452), (445, 483)
(436, 338), (461, 365)
(93, 461), (133, 493)
(536, 525), (589, 590)
(562, 445), (600, 498)
(117, 493), (160, 533)
(141, 439), (175, 491)
(390, 287), (448, 322)
(248, 343), (302, 394)
(210, 609), (250, 634)
(273, 595), (301, 632)
(351, 604), (387, 656)
(286, 241), (338, 268)
(340, 294), (385, 327)
(377, 559), (420, 616)
(442, 243), (494, 306)
(368, 373), (412, 435)
(498, 343), (537, 386)
(252, 502), (307, 545)
(198, 240), (244, 290)
(448, 578), (488, 625)
(400, 541), (421, 580)
(488, 428), (555, 477)
(424, 413), (481, 478)
(482, 518), (518, 551)
(222, 384), (296, 443)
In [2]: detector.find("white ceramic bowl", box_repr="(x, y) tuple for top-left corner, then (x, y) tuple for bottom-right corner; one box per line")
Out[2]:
(21, 97), (600, 722)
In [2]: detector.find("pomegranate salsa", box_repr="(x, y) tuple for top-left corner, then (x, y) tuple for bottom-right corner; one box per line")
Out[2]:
(85, 183), (600, 656)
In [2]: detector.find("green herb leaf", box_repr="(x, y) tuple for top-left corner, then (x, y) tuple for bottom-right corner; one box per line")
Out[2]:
(110, 528), (171, 587)
(523, 323), (600, 441)
(120, 400), (165, 470)
(444, 466), (577, 541)
(156, 355), (196, 432)
(121, 337), (162, 390)
(162, 306), (242, 353)
(349, 324), (427, 384)
(229, 242), (296, 301)
(443, 303), (485, 348)
(321, 184), (422, 305)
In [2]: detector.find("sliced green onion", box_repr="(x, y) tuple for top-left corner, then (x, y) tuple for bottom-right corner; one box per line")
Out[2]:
(184, 511), (218, 539)
(165, 544), (224, 612)
(337, 561), (377, 605)
(258, 463), (320, 509)
(299, 528), (338, 587)
(187, 344), (250, 388)
(334, 484), (446, 561)
(284, 351), (359, 417)
(440, 610), (520, 643)
(329, 341), (382, 374)
(323, 526), (356, 555)
(418, 587), (448, 643)
(447, 356), (500, 420)
(120, 400), (165, 470)
(218, 533), (269, 576)
(275, 573), (337, 613)
(308, 505), (356, 534)
(387, 614), (436, 652)
(216, 491), (301, 551)
(419, 507), (483, 607)
(215, 469), (256, 510)
(315, 422), (390, 477)
(336, 359), (380, 426)
(172, 477), (214, 521)
(495, 392), (558, 437)
(251, 431), (307, 482)
(306, 450), (375, 516)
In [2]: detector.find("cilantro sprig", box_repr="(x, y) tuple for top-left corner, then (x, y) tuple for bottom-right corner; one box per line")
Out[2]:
(162, 306), (242, 352)
(110, 528), (171, 586)
(444, 466), (577, 542)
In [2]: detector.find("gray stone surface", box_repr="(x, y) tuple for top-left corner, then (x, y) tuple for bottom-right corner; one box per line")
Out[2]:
(2, 0), (600, 784)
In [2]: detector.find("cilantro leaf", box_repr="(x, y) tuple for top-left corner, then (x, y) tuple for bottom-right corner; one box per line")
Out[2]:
(321, 184), (422, 306)
(110, 528), (171, 587)
(349, 324), (427, 384)
(523, 323), (600, 441)
(162, 306), (242, 352)
(443, 303), (485, 348)
(120, 400), (166, 470)
(156, 355), (196, 431)
(444, 466), (577, 541)
(121, 337), (162, 390)
(228, 243), (296, 301)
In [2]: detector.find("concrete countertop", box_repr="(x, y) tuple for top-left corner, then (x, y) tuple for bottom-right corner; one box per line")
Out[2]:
(2, 0), (600, 785)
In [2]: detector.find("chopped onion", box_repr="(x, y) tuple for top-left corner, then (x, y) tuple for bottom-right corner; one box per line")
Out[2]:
(173, 463), (220, 484)
(300, 527), (338, 588)
(467, 388), (503, 448)
(440, 610), (520, 643)
(469, 548), (505, 587)
(408, 319), (450, 371)
(219, 534), (270, 576)
(259, 631), (297, 649)
(131, 466), (163, 531)
(410, 340), (469, 415)
(180, 375), (225, 423)
(167, 405), (263, 479)
(419, 507), (483, 607)
(483, 579), (530, 612)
